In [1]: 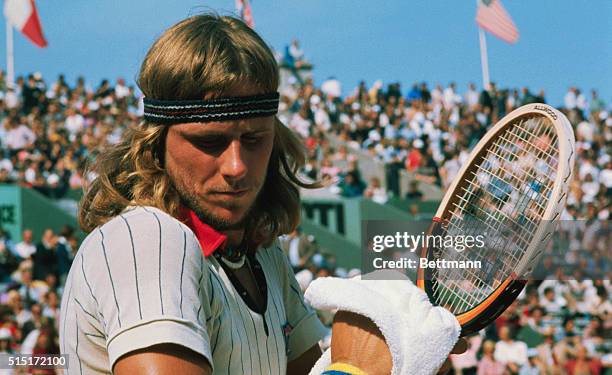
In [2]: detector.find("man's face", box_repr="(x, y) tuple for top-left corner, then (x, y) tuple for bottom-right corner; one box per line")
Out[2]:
(499, 326), (510, 341)
(47, 292), (58, 307)
(545, 290), (554, 301)
(23, 230), (33, 243)
(21, 268), (32, 284)
(165, 97), (275, 231)
(31, 304), (41, 317)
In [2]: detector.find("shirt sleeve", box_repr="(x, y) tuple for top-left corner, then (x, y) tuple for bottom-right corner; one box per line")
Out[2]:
(79, 208), (214, 370)
(274, 243), (328, 361)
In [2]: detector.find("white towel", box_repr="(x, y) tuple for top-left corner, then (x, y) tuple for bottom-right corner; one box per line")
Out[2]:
(305, 270), (461, 375)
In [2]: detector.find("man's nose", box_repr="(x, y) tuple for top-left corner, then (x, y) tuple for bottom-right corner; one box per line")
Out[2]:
(220, 140), (247, 180)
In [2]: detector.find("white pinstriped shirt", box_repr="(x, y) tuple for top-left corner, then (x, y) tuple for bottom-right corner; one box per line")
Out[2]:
(59, 206), (327, 374)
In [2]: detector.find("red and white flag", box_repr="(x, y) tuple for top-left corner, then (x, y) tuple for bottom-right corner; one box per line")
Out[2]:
(4, 0), (47, 48)
(476, 0), (519, 44)
(235, 0), (254, 28)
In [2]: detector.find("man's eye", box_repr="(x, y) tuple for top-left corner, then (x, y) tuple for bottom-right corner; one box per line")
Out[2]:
(242, 135), (262, 144)
(194, 137), (227, 148)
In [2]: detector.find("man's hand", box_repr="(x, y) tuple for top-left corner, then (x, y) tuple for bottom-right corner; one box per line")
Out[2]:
(331, 311), (392, 375)
(331, 311), (467, 375)
(305, 272), (463, 375)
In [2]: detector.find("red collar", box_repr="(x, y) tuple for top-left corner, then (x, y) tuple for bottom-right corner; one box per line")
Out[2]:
(179, 207), (227, 257)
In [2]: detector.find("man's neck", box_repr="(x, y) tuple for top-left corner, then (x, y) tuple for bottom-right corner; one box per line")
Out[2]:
(222, 228), (245, 248)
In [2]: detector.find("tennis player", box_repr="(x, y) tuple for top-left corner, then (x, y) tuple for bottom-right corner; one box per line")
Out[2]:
(59, 14), (463, 375)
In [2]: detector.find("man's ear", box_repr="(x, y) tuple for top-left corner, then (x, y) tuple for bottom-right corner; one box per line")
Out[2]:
(155, 126), (169, 167)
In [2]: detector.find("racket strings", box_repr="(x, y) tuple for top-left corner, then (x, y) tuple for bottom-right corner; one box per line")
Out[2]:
(431, 116), (559, 314)
(438, 117), (558, 308)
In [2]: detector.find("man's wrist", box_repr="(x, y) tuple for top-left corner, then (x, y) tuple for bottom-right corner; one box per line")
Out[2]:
(322, 362), (369, 375)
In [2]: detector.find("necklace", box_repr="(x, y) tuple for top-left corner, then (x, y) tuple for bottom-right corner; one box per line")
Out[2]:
(222, 242), (246, 261)
(216, 242), (248, 269)
(218, 253), (247, 269)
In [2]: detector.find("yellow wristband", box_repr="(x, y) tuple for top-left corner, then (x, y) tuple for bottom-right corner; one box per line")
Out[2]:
(323, 362), (370, 375)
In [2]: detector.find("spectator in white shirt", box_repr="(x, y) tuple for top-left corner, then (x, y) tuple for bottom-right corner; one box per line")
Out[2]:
(443, 82), (461, 109)
(4, 118), (35, 151)
(441, 152), (461, 189)
(576, 118), (597, 143)
(42, 290), (61, 330)
(581, 173), (600, 202)
(578, 158), (599, 181)
(464, 82), (479, 110)
(364, 177), (388, 204)
(494, 325), (528, 373)
(114, 77), (130, 99)
(564, 87), (577, 110)
(312, 100), (331, 131)
(321, 76), (342, 99)
(575, 88), (588, 113)
(14, 229), (36, 260)
(289, 107), (311, 138)
(538, 286), (567, 314)
(431, 84), (443, 107)
(63, 107), (85, 139)
(288, 39), (304, 64)
(600, 161), (612, 190)
(0, 158), (13, 174)
(24, 162), (38, 184)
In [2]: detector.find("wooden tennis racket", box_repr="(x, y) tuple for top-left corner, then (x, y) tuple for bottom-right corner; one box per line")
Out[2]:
(417, 103), (575, 336)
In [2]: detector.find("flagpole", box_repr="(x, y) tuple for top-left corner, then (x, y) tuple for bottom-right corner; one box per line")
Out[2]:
(478, 27), (490, 91)
(6, 18), (14, 88)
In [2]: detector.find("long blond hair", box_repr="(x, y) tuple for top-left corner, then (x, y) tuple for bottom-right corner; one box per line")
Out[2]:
(79, 14), (318, 246)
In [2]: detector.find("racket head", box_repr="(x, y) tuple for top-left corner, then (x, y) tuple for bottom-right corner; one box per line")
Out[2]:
(417, 103), (575, 336)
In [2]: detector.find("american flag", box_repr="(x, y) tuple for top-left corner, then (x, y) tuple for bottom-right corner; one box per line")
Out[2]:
(476, 0), (519, 44)
(235, 0), (254, 28)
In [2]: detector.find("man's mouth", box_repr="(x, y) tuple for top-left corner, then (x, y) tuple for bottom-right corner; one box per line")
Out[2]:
(211, 189), (250, 197)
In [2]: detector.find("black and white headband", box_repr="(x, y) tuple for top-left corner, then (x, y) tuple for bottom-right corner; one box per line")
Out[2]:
(143, 92), (280, 125)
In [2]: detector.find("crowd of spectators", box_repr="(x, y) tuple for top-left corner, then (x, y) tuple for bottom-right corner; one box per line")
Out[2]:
(0, 225), (77, 373)
(280, 223), (611, 374)
(281, 76), (610, 209)
(0, 67), (610, 373)
(0, 71), (141, 199)
(277, 71), (611, 374)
